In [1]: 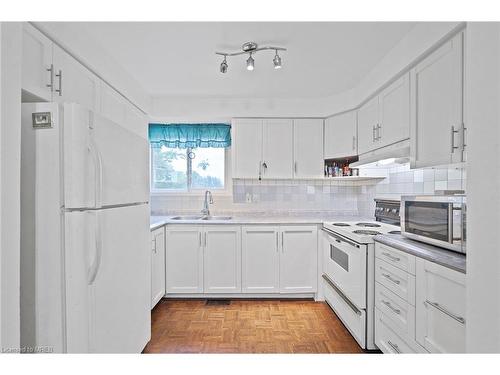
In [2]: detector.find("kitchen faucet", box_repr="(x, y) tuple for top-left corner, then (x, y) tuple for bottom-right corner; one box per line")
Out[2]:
(201, 190), (214, 217)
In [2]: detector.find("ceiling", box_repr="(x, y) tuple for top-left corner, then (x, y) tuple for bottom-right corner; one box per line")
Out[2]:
(67, 22), (416, 99)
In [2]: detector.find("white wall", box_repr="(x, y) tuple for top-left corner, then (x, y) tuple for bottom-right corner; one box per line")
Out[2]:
(465, 22), (500, 353)
(0, 22), (22, 351)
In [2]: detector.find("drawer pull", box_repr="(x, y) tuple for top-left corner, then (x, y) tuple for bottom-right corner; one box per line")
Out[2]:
(382, 300), (401, 315)
(382, 273), (401, 285)
(382, 252), (400, 262)
(425, 300), (465, 325)
(387, 340), (401, 353)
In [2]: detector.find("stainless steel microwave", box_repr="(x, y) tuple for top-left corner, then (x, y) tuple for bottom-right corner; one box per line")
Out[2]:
(401, 195), (466, 253)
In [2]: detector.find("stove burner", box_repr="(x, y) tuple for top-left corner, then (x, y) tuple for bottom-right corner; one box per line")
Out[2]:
(356, 222), (381, 228)
(332, 223), (350, 227)
(388, 230), (401, 235)
(353, 229), (381, 235)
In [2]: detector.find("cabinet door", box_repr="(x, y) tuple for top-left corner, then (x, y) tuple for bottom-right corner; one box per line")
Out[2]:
(203, 226), (241, 293)
(378, 73), (410, 147)
(324, 111), (357, 159)
(279, 226), (318, 293)
(100, 81), (126, 126)
(415, 258), (466, 353)
(293, 119), (324, 178)
(357, 96), (380, 154)
(124, 101), (148, 140)
(151, 227), (165, 308)
(411, 32), (464, 168)
(262, 119), (294, 179)
(232, 119), (263, 178)
(241, 226), (280, 293)
(53, 45), (101, 112)
(165, 226), (203, 293)
(22, 24), (53, 101)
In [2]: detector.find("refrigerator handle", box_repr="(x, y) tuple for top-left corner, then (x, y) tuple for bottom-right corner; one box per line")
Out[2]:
(88, 211), (103, 285)
(88, 138), (103, 208)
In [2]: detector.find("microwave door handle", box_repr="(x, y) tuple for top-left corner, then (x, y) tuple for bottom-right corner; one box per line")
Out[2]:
(448, 204), (454, 244)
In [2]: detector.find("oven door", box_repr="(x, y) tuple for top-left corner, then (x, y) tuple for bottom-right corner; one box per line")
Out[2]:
(323, 229), (366, 309)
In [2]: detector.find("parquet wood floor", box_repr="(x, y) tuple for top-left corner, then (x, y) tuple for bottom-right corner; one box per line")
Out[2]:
(143, 299), (364, 354)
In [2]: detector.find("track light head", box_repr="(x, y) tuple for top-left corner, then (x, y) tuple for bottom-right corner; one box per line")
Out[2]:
(273, 51), (282, 69)
(246, 53), (255, 71)
(220, 56), (228, 73)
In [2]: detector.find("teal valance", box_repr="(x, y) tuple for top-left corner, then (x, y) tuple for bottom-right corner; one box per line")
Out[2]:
(149, 123), (231, 149)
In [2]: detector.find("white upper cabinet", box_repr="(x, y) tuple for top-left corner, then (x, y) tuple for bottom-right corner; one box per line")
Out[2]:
(165, 226), (204, 294)
(52, 45), (101, 112)
(378, 73), (410, 147)
(203, 226), (242, 294)
(410, 32), (464, 168)
(262, 119), (294, 179)
(241, 226), (280, 293)
(415, 258), (466, 353)
(324, 111), (357, 159)
(279, 226), (318, 293)
(22, 24), (53, 101)
(232, 119), (263, 179)
(293, 119), (324, 178)
(357, 96), (380, 154)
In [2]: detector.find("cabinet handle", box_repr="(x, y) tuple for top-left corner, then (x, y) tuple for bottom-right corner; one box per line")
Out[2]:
(382, 252), (400, 262)
(281, 232), (284, 253)
(204, 232), (207, 247)
(152, 238), (156, 253)
(451, 126), (459, 153)
(382, 300), (401, 314)
(294, 161), (298, 174)
(55, 69), (63, 96)
(382, 273), (401, 285)
(387, 340), (401, 353)
(377, 124), (382, 141)
(46, 64), (54, 91)
(276, 232), (279, 252)
(425, 300), (465, 324)
(352, 135), (356, 150)
(199, 232), (202, 247)
(462, 122), (467, 150)
(372, 125), (376, 142)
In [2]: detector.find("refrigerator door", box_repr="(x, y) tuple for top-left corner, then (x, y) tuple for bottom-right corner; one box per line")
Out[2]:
(64, 204), (151, 353)
(63, 103), (149, 209)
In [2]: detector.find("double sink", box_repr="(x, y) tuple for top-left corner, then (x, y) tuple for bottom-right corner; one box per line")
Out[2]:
(170, 215), (232, 221)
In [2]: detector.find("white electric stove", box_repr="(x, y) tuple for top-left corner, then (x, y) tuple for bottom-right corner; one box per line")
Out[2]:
(321, 199), (401, 350)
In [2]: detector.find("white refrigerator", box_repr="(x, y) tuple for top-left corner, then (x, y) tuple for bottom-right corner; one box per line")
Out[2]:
(21, 102), (151, 353)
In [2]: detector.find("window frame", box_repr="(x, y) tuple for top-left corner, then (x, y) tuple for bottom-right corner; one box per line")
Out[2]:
(150, 146), (232, 196)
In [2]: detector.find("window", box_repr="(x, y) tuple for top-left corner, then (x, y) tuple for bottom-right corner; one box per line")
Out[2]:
(151, 145), (226, 191)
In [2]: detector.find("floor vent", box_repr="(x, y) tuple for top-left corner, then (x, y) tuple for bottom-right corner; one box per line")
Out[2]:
(206, 299), (231, 306)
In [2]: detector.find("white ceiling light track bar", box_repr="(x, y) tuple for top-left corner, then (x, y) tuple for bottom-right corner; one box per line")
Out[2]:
(216, 41), (287, 73)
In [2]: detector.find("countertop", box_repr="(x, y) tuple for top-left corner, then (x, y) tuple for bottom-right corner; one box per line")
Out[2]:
(150, 214), (369, 231)
(374, 234), (466, 274)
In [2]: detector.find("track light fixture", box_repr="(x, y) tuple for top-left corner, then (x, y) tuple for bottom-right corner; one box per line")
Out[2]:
(216, 41), (286, 73)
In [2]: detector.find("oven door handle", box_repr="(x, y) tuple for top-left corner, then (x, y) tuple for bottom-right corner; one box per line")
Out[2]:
(322, 227), (360, 248)
(322, 274), (362, 316)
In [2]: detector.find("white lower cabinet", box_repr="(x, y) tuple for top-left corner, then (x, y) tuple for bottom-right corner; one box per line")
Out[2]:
(375, 309), (426, 353)
(280, 226), (318, 293)
(415, 258), (466, 353)
(165, 226), (204, 293)
(203, 226), (241, 293)
(241, 226), (280, 293)
(151, 226), (166, 308)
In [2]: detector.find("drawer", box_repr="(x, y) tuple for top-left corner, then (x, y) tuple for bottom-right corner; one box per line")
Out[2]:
(323, 276), (366, 349)
(375, 309), (427, 353)
(375, 242), (416, 275)
(375, 282), (415, 340)
(375, 258), (415, 304)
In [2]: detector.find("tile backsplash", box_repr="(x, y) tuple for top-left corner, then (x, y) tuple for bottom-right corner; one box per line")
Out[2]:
(151, 163), (466, 218)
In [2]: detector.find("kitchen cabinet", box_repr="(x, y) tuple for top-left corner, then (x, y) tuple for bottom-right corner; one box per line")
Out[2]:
(151, 226), (165, 308)
(241, 226), (280, 293)
(165, 226), (203, 293)
(232, 119), (263, 179)
(52, 45), (101, 112)
(280, 226), (318, 293)
(22, 23), (53, 101)
(293, 119), (324, 178)
(357, 73), (410, 155)
(410, 32), (464, 168)
(324, 111), (357, 159)
(203, 226), (241, 293)
(415, 258), (466, 353)
(357, 96), (380, 154)
(262, 119), (294, 179)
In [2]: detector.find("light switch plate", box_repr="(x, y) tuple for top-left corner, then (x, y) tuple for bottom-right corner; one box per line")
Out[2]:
(32, 112), (52, 129)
